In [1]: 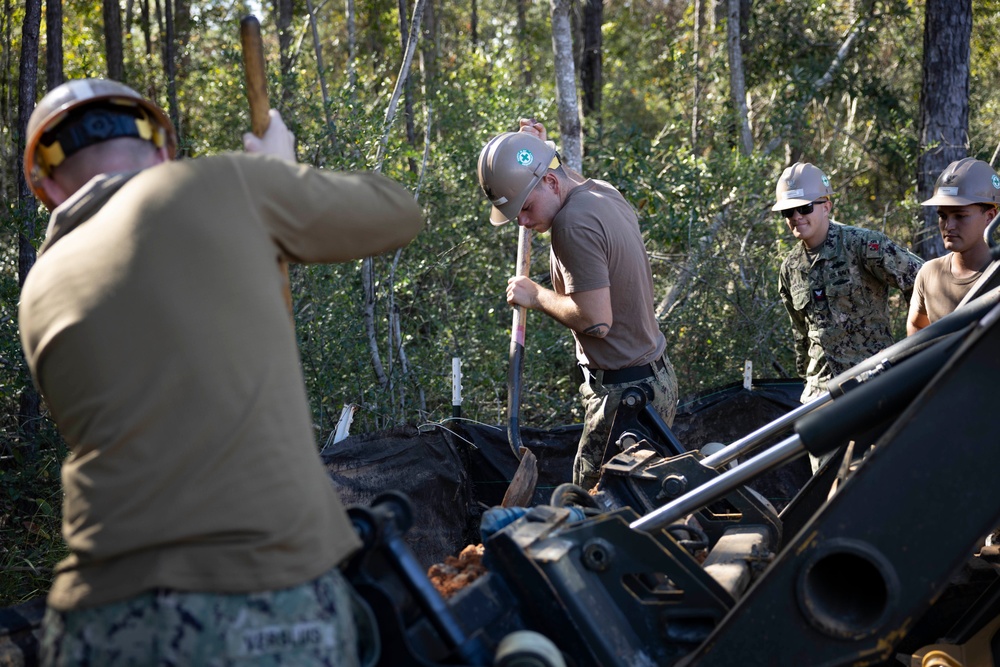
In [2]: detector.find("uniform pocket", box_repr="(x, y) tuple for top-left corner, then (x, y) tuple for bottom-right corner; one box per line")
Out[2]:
(791, 284), (811, 311)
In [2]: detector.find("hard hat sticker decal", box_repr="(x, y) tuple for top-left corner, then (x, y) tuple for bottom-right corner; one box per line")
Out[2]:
(938, 187), (959, 196)
(784, 188), (805, 199)
(516, 149), (534, 167)
(992, 174), (1000, 190)
(821, 175), (830, 187)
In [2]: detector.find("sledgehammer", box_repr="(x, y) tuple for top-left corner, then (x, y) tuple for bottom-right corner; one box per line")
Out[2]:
(240, 15), (293, 314)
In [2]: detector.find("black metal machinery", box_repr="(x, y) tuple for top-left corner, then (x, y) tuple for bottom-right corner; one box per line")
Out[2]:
(343, 287), (1000, 667)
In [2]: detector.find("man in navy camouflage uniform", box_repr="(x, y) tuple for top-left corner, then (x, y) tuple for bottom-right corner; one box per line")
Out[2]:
(775, 163), (923, 471)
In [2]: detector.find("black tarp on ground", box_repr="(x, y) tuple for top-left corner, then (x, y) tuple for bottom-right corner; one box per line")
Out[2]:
(320, 379), (812, 568)
(322, 425), (475, 570)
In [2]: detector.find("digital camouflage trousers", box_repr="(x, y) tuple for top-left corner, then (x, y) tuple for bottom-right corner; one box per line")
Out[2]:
(40, 566), (377, 667)
(574, 353), (678, 490)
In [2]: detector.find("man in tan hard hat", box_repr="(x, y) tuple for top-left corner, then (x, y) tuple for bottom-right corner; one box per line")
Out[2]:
(477, 119), (677, 491)
(906, 158), (1000, 334)
(774, 163), (922, 469)
(20, 78), (421, 665)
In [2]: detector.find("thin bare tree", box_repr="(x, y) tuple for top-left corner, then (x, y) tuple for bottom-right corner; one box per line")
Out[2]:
(16, 0), (42, 456)
(163, 0), (180, 144)
(397, 0), (418, 173)
(304, 0), (335, 142)
(346, 0), (357, 89)
(419, 0), (437, 95)
(550, 0), (581, 171)
(364, 0), (425, 405)
(727, 0), (752, 155)
(691, 0), (702, 149)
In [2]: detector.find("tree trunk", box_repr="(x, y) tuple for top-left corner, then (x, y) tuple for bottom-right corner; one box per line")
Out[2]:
(691, 0), (702, 150)
(740, 0), (751, 44)
(580, 0), (602, 122)
(163, 0), (180, 144)
(550, 0), (581, 171)
(1, 0), (11, 185)
(140, 0), (151, 58)
(17, 0), (41, 292)
(367, 0), (425, 396)
(419, 0), (437, 92)
(365, 0), (384, 67)
(16, 0), (42, 457)
(305, 0), (335, 144)
(273, 0), (294, 109)
(173, 0), (191, 73)
(916, 0), (970, 260)
(103, 0), (124, 80)
(470, 0), (478, 45)
(397, 0), (418, 173)
(45, 0), (63, 89)
(727, 0), (752, 155)
(346, 0), (357, 89)
(516, 0), (531, 87)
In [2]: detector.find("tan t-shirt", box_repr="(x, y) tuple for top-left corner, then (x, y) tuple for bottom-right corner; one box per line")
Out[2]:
(19, 153), (423, 610)
(549, 179), (665, 370)
(911, 254), (982, 325)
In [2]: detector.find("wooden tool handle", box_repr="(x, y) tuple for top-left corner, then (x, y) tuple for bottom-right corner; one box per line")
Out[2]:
(506, 226), (532, 460)
(240, 16), (293, 315)
(240, 15), (270, 138)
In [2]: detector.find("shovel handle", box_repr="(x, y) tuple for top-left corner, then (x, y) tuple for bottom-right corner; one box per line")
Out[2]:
(507, 226), (532, 460)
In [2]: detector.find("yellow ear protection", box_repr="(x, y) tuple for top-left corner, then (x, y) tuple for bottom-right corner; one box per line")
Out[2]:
(35, 99), (166, 176)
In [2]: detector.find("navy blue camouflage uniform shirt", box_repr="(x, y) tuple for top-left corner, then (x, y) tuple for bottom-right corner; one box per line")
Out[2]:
(778, 222), (923, 402)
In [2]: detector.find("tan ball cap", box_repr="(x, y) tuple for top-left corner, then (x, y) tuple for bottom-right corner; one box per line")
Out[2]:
(24, 79), (177, 210)
(772, 162), (835, 211)
(478, 132), (559, 226)
(921, 158), (1000, 207)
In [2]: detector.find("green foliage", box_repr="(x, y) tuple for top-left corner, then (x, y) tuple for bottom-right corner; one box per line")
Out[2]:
(0, 0), (995, 602)
(0, 204), (63, 608)
(0, 442), (67, 606)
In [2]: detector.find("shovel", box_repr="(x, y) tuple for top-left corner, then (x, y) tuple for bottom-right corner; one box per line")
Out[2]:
(501, 225), (538, 507)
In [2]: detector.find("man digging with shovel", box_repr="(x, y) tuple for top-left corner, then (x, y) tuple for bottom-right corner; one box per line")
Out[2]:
(477, 119), (678, 492)
(20, 78), (422, 666)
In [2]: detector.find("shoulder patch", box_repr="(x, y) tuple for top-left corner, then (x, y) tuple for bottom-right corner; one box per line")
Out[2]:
(866, 239), (883, 258)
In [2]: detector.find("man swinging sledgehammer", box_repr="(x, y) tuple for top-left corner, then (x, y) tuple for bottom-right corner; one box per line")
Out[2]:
(20, 78), (422, 665)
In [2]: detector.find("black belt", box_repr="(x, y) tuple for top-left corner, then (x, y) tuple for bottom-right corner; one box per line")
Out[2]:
(581, 355), (667, 386)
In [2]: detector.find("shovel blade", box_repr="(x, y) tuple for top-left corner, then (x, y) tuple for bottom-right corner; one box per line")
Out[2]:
(501, 446), (539, 508)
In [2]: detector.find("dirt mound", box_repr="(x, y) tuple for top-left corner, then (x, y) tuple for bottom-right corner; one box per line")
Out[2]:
(428, 544), (486, 599)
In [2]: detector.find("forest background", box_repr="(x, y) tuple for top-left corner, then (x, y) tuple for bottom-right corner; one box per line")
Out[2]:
(0, 0), (996, 604)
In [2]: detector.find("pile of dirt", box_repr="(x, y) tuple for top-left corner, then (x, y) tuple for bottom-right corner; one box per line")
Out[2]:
(427, 543), (487, 599)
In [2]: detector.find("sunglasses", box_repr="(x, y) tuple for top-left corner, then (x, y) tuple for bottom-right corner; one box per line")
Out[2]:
(781, 200), (826, 218)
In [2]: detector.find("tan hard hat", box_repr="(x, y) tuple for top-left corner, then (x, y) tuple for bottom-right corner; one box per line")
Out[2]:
(921, 158), (1000, 207)
(24, 79), (178, 209)
(772, 162), (835, 211)
(478, 132), (559, 226)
